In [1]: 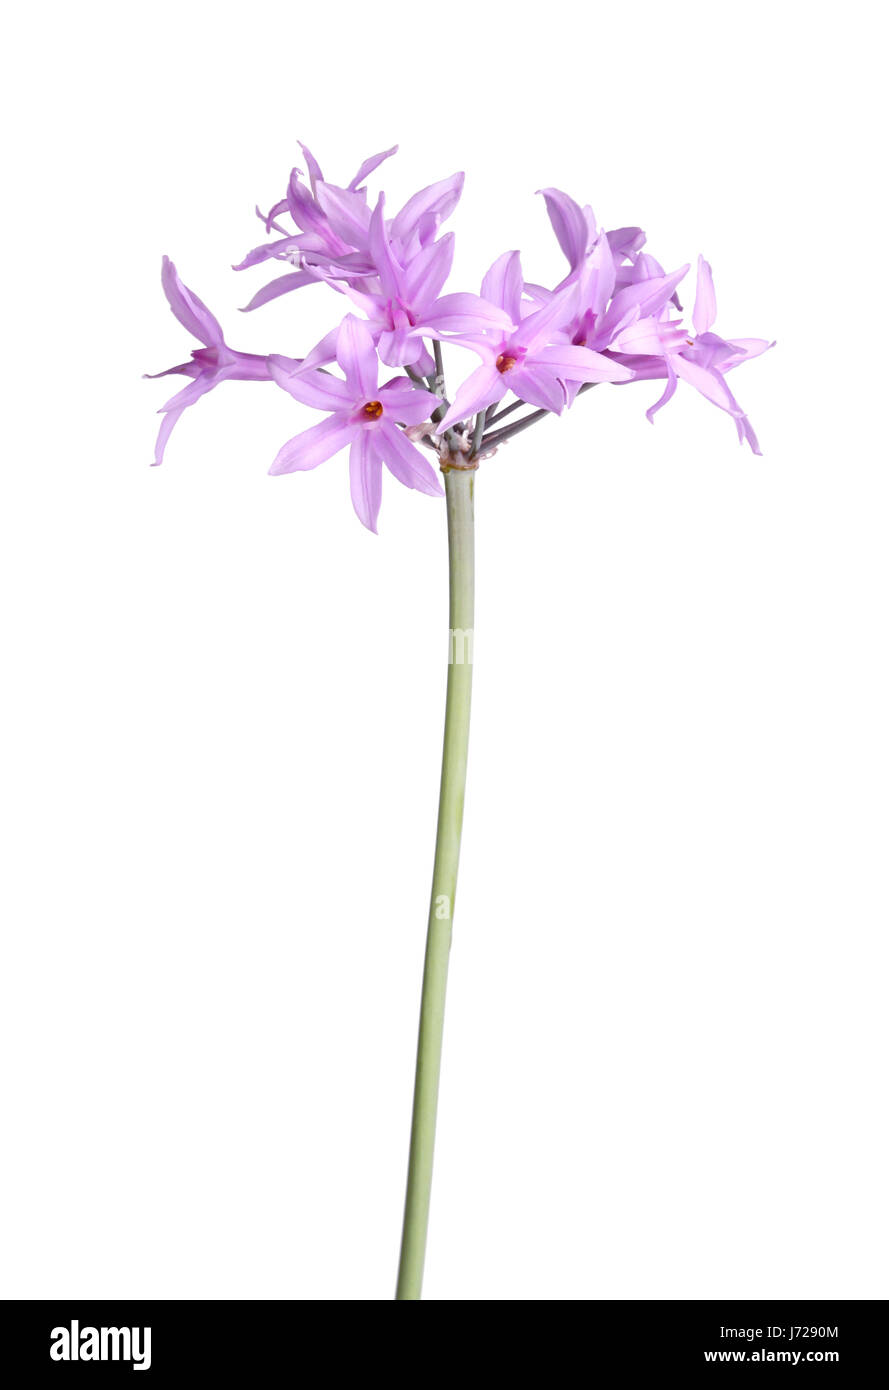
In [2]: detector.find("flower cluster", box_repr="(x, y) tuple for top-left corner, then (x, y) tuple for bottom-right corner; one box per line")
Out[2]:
(149, 142), (771, 531)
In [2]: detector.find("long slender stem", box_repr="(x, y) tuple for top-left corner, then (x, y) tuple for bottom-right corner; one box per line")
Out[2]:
(483, 398), (523, 429)
(481, 383), (600, 451)
(482, 406), (549, 449)
(396, 467), (475, 1301)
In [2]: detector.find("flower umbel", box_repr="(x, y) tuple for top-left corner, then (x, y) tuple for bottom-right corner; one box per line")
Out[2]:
(150, 142), (771, 522)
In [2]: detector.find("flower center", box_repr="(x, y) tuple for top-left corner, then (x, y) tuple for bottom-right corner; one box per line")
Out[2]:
(496, 353), (518, 374)
(361, 400), (383, 419)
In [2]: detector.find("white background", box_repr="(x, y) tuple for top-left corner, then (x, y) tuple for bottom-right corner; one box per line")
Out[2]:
(1, 1), (886, 1301)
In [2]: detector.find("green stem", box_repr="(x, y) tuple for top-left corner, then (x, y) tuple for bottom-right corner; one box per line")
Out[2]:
(396, 466), (476, 1301)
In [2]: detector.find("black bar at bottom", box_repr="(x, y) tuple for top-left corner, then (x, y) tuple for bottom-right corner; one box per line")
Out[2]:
(0, 1298), (884, 1378)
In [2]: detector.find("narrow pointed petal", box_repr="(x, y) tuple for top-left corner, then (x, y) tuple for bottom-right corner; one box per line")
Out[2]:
(285, 170), (330, 236)
(673, 355), (743, 415)
(378, 378), (437, 425)
(240, 271), (315, 312)
(270, 414), (354, 475)
(336, 316), (379, 398)
(534, 344), (634, 383)
(610, 316), (688, 356)
(152, 374), (217, 465)
(481, 250), (524, 323)
(599, 265), (690, 339)
(510, 365), (566, 414)
(423, 292), (513, 334)
(391, 172), (465, 248)
(349, 431), (383, 531)
(269, 358), (353, 409)
(646, 363), (678, 423)
(437, 363), (505, 430)
(338, 282), (387, 320)
(305, 329), (342, 375)
(586, 231), (617, 317)
(144, 360), (202, 381)
(297, 143), (325, 195)
(721, 337), (775, 369)
(158, 371), (218, 414)
(368, 193), (404, 300)
(153, 407), (186, 467)
(403, 233), (454, 307)
(736, 414), (762, 455)
(379, 421), (444, 496)
(606, 226), (647, 259)
(315, 183), (373, 248)
(161, 257), (224, 347)
(512, 283), (578, 350)
(259, 199), (290, 235)
(538, 188), (591, 268)
(233, 235), (304, 272)
(348, 144), (399, 192)
(693, 255), (718, 335)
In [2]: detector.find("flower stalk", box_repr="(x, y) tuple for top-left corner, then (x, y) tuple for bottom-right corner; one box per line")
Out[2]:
(396, 463), (475, 1301)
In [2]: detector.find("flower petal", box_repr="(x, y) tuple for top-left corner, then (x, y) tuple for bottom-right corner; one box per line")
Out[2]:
(606, 226), (647, 260)
(349, 431), (384, 532)
(721, 337), (775, 370)
(347, 144), (399, 192)
(538, 188), (592, 268)
(391, 172), (464, 249)
(423, 292), (513, 335)
(269, 358), (353, 409)
(153, 407), (186, 468)
(336, 316), (378, 398)
(233, 235), (304, 272)
(736, 414), (762, 455)
(481, 250), (524, 324)
(534, 344), (634, 383)
(315, 183), (373, 248)
(297, 143), (325, 195)
(646, 362), (678, 422)
(598, 265), (690, 342)
(286, 170), (331, 236)
(378, 421), (444, 496)
(369, 193), (404, 301)
(403, 233), (454, 308)
(270, 414), (354, 474)
(673, 355), (743, 415)
(378, 378), (437, 425)
(240, 271), (315, 312)
(437, 363), (505, 430)
(158, 371), (218, 414)
(510, 364), (566, 414)
(378, 327), (424, 368)
(152, 374), (217, 466)
(511, 282), (579, 350)
(161, 257), (224, 347)
(693, 255), (718, 336)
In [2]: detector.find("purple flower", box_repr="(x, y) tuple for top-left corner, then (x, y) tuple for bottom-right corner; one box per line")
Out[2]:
(437, 251), (634, 429)
(235, 144), (466, 316)
(268, 317), (443, 532)
(147, 258), (277, 466)
(627, 257), (773, 453)
(337, 194), (513, 368)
